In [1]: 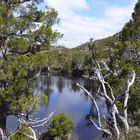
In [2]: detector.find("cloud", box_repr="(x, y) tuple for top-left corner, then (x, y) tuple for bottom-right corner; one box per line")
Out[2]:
(44, 0), (137, 48)
(46, 0), (89, 11)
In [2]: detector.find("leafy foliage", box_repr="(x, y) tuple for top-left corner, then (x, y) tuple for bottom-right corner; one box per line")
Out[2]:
(41, 113), (74, 140)
(78, 0), (140, 138)
(0, 0), (62, 132)
(10, 124), (33, 140)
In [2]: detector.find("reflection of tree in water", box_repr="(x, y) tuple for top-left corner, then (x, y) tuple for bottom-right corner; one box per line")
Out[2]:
(85, 101), (113, 139)
(82, 80), (100, 101)
(71, 82), (80, 93)
(66, 78), (72, 89)
(83, 79), (93, 92)
(34, 75), (53, 102)
(85, 103), (97, 126)
(40, 75), (45, 92)
(44, 75), (52, 89)
(34, 75), (45, 91)
(83, 79), (99, 93)
(44, 85), (53, 100)
(44, 75), (53, 97)
(82, 80), (93, 101)
(57, 76), (65, 93)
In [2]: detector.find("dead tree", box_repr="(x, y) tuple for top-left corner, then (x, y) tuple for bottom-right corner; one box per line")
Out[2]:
(0, 96), (54, 140)
(77, 59), (135, 139)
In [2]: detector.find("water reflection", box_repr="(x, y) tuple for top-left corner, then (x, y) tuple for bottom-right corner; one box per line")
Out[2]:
(34, 75), (108, 140)
(57, 76), (65, 93)
(71, 82), (80, 93)
(7, 75), (108, 140)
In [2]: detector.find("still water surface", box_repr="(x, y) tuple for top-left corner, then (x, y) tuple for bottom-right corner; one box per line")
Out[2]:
(7, 75), (108, 140)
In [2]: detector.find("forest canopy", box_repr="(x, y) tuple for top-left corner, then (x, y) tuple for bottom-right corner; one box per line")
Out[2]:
(0, 0), (140, 140)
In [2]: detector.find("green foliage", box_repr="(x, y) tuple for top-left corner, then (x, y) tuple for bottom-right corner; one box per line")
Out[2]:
(107, 127), (140, 140)
(17, 93), (48, 113)
(136, 66), (140, 77)
(136, 41), (140, 51)
(41, 113), (74, 140)
(10, 124), (33, 140)
(0, 0), (62, 129)
(121, 0), (140, 42)
(124, 41), (131, 48)
(122, 63), (133, 74)
(47, 46), (86, 74)
(128, 83), (140, 116)
(62, 59), (72, 74)
(131, 113), (140, 126)
(80, 1), (140, 138)
(121, 21), (134, 41)
(116, 41), (123, 49)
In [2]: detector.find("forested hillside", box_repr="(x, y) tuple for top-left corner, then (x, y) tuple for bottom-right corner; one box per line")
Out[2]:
(0, 0), (140, 140)
(76, 0), (140, 139)
(0, 0), (62, 139)
(49, 0), (140, 76)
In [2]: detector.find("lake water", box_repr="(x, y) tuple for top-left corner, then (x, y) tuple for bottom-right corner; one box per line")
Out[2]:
(6, 75), (108, 140)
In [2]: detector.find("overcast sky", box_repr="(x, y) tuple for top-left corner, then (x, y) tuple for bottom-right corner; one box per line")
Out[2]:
(43, 0), (137, 48)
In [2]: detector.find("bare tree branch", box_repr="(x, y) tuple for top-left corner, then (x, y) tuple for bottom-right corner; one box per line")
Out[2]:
(0, 128), (5, 140)
(8, 111), (54, 140)
(76, 83), (112, 136)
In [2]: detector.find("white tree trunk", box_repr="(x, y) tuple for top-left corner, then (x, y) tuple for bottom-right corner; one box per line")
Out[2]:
(76, 83), (112, 136)
(0, 128), (5, 140)
(95, 68), (120, 138)
(80, 61), (136, 138)
(123, 71), (136, 132)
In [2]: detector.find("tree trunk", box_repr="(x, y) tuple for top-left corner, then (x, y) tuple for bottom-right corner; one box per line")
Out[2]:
(0, 115), (7, 135)
(0, 115), (7, 140)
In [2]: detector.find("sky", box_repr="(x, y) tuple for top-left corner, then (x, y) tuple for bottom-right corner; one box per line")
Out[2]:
(43, 0), (138, 48)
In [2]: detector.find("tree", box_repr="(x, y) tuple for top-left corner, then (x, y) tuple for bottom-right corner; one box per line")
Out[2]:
(0, 0), (62, 139)
(76, 1), (140, 139)
(41, 113), (74, 140)
(77, 46), (136, 139)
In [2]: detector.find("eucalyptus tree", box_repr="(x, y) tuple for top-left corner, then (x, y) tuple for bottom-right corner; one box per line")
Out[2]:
(77, 40), (137, 139)
(0, 0), (62, 139)
(76, 1), (140, 138)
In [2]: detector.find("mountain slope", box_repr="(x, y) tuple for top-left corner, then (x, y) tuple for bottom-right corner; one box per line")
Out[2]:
(74, 0), (140, 55)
